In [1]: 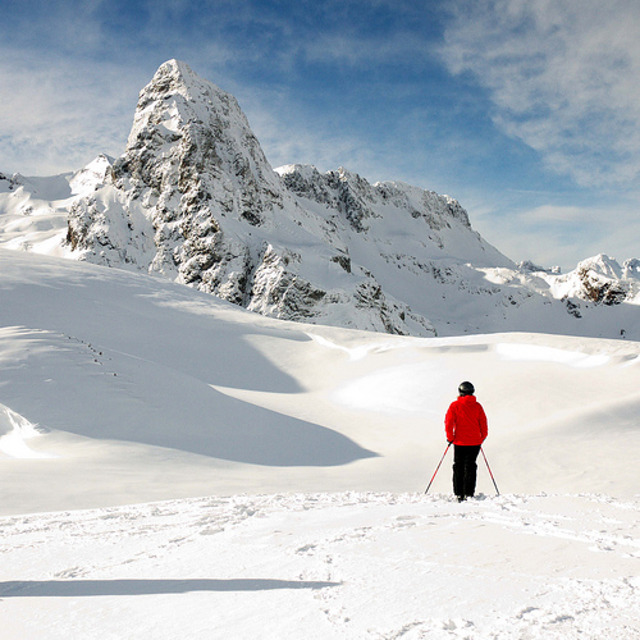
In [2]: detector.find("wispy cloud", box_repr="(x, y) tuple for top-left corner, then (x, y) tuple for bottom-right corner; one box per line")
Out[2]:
(0, 51), (144, 175)
(440, 0), (640, 188)
(469, 193), (640, 268)
(0, 0), (244, 174)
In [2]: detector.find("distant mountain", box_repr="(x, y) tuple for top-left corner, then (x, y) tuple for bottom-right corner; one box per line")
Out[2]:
(1, 60), (638, 338)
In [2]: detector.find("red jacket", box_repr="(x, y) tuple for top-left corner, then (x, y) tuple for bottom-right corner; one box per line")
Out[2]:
(445, 395), (488, 446)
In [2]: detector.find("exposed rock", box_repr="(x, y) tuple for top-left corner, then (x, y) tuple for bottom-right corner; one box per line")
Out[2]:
(575, 256), (629, 306)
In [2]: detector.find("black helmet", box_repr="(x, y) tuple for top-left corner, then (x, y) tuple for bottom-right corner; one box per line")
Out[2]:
(458, 381), (475, 396)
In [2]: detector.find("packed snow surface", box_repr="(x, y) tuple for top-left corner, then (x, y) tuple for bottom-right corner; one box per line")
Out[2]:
(2, 493), (639, 639)
(0, 249), (639, 638)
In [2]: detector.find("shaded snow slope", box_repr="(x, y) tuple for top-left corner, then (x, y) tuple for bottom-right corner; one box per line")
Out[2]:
(1, 249), (638, 516)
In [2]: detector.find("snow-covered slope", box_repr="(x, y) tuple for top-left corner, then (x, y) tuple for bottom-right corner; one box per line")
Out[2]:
(1, 248), (638, 515)
(3, 59), (638, 339)
(2, 493), (639, 640)
(0, 249), (639, 639)
(0, 156), (112, 257)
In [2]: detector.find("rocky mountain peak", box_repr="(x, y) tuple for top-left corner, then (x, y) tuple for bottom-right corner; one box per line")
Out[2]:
(114, 59), (284, 220)
(137, 59), (201, 106)
(276, 164), (472, 236)
(45, 61), (639, 338)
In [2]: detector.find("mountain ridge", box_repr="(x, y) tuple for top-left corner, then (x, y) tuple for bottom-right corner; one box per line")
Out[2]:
(1, 59), (639, 338)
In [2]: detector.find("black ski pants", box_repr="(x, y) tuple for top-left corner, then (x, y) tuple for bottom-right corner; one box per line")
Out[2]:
(453, 444), (481, 499)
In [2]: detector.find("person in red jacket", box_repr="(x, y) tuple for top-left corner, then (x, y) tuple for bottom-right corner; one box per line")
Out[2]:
(445, 381), (488, 501)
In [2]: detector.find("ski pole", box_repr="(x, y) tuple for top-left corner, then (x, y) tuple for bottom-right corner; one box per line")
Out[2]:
(480, 447), (500, 495)
(424, 442), (452, 494)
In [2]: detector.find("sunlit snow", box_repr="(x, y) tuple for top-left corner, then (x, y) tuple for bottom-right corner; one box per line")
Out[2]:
(0, 249), (638, 638)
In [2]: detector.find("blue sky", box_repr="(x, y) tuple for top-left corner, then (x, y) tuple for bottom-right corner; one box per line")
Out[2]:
(2, 0), (640, 269)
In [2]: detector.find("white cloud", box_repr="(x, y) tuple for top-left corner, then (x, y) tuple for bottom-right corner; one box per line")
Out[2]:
(0, 51), (145, 175)
(511, 204), (598, 224)
(441, 0), (640, 187)
(469, 194), (640, 269)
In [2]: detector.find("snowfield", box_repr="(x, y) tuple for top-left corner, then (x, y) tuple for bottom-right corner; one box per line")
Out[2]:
(0, 248), (639, 638)
(1, 493), (639, 639)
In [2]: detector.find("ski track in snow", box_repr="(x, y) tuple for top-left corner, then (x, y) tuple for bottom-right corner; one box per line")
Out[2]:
(0, 492), (638, 639)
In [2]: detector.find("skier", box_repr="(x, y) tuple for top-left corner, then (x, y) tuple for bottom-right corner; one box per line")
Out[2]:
(445, 381), (488, 502)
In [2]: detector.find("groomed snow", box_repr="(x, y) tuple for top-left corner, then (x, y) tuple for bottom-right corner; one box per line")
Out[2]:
(0, 248), (638, 638)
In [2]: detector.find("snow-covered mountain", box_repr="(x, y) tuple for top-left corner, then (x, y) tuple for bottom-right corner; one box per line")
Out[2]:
(1, 59), (639, 338)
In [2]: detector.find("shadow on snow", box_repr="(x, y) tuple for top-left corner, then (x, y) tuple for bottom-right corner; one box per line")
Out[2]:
(0, 578), (341, 597)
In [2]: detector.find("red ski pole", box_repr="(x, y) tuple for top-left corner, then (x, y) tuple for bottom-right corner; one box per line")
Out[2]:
(424, 442), (452, 494)
(480, 447), (500, 495)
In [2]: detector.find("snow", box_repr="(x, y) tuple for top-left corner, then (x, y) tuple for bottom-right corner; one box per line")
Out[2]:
(0, 164), (109, 259)
(0, 404), (53, 459)
(0, 248), (639, 638)
(1, 493), (638, 638)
